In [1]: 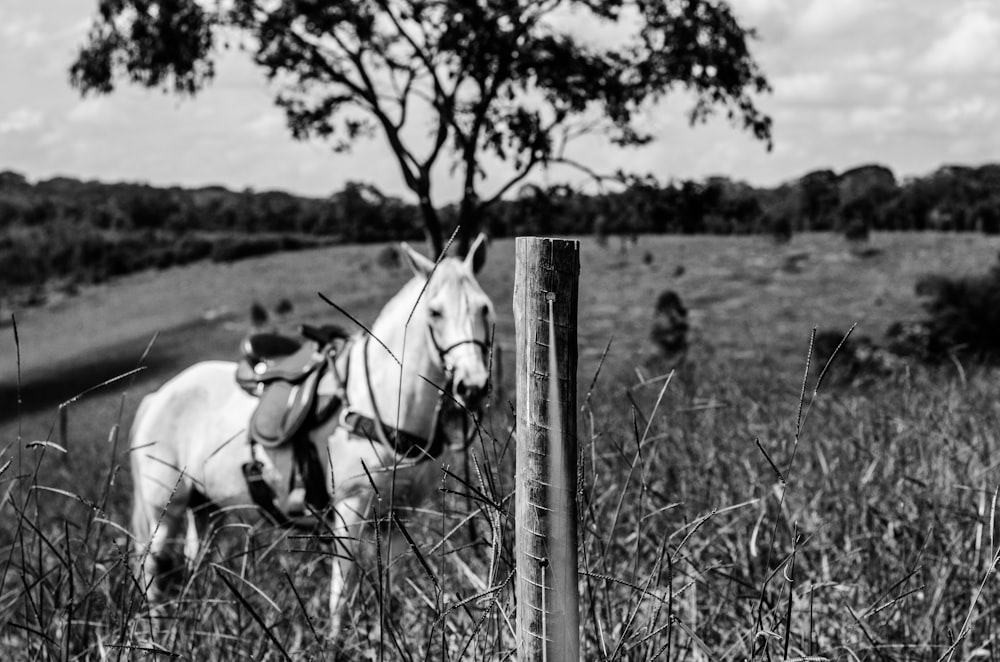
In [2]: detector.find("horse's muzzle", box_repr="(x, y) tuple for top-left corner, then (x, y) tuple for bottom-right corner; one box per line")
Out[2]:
(455, 376), (487, 409)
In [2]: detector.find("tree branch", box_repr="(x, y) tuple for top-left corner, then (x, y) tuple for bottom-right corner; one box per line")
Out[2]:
(283, 22), (423, 193)
(391, 65), (417, 130)
(377, 0), (470, 156)
(478, 151), (543, 210)
(349, 47), (425, 183)
(549, 156), (627, 192)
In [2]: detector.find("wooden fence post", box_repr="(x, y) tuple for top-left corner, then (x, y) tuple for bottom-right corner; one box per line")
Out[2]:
(514, 237), (580, 661)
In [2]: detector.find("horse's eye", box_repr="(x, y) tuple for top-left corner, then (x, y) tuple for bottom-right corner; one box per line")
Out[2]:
(429, 307), (443, 320)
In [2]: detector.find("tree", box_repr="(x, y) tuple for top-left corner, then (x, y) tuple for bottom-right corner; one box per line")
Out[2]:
(798, 169), (838, 231)
(70, 0), (772, 255)
(330, 180), (389, 242)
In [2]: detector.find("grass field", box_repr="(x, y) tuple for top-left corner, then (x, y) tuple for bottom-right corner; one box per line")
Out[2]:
(3, 232), (1000, 660)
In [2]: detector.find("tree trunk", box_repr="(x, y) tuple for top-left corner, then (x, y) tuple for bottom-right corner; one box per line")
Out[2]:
(456, 188), (479, 257)
(418, 191), (444, 257)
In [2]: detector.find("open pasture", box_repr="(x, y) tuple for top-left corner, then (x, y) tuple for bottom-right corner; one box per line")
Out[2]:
(3, 232), (1000, 660)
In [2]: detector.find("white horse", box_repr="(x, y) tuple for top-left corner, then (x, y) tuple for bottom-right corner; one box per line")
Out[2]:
(129, 235), (495, 635)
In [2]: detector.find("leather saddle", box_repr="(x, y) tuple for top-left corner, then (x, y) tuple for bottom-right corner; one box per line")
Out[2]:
(236, 324), (349, 449)
(237, 324), (349, 526)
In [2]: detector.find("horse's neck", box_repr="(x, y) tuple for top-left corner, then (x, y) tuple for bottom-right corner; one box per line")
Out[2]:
(345, 290), (443, 439)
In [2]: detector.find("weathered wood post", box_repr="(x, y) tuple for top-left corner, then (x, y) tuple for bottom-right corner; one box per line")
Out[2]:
(514, 237), (580, 660)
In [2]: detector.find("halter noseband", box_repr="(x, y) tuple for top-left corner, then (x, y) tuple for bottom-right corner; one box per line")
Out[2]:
(428, 328), (490, 374)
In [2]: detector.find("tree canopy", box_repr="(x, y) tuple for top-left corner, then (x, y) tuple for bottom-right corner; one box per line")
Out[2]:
(71, 0), (773, 255)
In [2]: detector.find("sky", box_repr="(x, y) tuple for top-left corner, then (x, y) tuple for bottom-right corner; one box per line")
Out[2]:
(2, 0), (999, 203)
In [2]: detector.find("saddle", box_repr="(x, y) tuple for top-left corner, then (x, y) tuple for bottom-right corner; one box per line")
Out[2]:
(236, 324), (348, 447)
(235, 323), (451, 527)
(236, 324), (348, 526)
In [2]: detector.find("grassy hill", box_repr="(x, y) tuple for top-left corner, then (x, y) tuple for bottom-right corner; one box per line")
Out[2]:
(3, 233), (1000, 659)
(4, 161), (1000, 312)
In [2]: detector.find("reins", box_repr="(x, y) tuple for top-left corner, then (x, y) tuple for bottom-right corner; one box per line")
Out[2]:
(346, 314), (489, 456)
(360, 334), (394, 449)
(333, 289), (491, 459)
(339, 333), (453, 460)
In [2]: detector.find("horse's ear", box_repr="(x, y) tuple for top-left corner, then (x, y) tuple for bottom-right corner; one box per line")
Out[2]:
(399, 242), (435, 278)
(464, 233), (488, 274)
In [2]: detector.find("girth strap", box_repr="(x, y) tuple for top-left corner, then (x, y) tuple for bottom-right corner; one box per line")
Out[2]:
(242, 458), (295, 528)
(242, 435), (331, 530)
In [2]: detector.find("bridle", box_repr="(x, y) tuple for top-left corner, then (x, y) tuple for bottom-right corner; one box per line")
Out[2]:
(428, 329), (490, 375)
(425, 319), (491, 454)
(328, 284), (493, 460)
(426, 297), (493, 377)
(336, 310), (490, 459)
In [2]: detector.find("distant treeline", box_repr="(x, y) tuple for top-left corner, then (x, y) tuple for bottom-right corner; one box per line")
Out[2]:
(2, 162), (999, 297)
(517, 163), (1000, 238)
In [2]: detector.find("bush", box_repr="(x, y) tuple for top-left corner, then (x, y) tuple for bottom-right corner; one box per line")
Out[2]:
(769, 214), (793, 244)
(843, 218), (870, 242)
(1, 226), (330, 308)
(174, 235), (213, 265)
(0, 245), (42, 286)
(901, 255), (1000, 361)
(279, 235), (308, 251)
(886, 320), (941, 361)
(210, 235), (283, 263)
(650, 289), (689, 354)
(593, 214), (609, 248)
(812, 329), (902, 383)
(973, 200), (1000, 235)
(375, 244), (401, 270)
(781, 251), (810, 274)
(153, 246), (177, 270)
(920, 263), (1000, 360)
(250, 300), (269, 327)
(210, 234), (326, 263)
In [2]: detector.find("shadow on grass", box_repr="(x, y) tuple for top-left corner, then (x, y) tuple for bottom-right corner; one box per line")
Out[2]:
(0, 317), (240, 424)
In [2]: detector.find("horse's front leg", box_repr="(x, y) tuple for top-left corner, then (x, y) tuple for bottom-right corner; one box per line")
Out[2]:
(328, 494), (368, 638)
(135, 482), (191, 605)
(183, 490), (218, 569)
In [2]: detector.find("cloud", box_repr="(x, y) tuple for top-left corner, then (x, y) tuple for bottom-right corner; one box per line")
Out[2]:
(846, 105), (905, 131)
(66, 97), (124, 125)
(729, 0), (792, 32)
(732, 0), (791, 19)
(245, 111), (285, 138)
(5, 0), (1000, 202)
(796, 0), (873, 37)
(54, 17), (91, 41)
(919, 5), (1000, 74)
(0, 108), (44, 134)
(0, 11), (45, 50)
(773, 72), (834, 104)
(929, 96), (1000, 127)
(754, 1), (1000, 164)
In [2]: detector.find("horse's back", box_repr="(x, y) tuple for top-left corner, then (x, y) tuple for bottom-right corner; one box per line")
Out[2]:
(131, 361), (257, 497)
(132, 360), (246, 437)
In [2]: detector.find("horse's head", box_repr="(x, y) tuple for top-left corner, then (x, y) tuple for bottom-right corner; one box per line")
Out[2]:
(400, 234), (495, 409)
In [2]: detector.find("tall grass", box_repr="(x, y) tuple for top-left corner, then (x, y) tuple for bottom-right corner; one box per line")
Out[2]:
(4, 327), (1000, 660)
(5, 228), (1000, 661)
